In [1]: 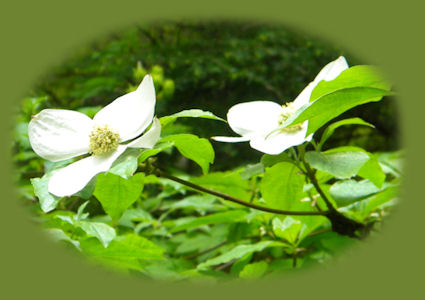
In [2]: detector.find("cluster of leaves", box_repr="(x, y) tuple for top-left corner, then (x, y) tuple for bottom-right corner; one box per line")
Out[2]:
(12, 21), (401, 281)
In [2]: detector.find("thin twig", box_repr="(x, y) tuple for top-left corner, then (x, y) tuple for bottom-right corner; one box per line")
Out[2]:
(156, 170), (327, 217)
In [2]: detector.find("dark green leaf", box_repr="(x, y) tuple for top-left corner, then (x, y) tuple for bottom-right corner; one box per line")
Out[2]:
(305, 150), (370, 179)
(329, 179), (381, 207)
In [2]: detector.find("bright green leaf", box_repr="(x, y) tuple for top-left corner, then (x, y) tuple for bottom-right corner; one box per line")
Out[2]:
(160, 109), (225, 128)
(161, 134), (214, 174)
(138, 142), (174, 163)
(31, 173), (60, 213)
(80, 234), (164, 270)
(190, 171), (250, 201)
(272, 217), (303, 245)
(319, 117), (374, 149)
(109, 148), (140, 179)
(94, 173), (145, 220)
(77, 221), (116, 248)
(239, 261), (268, 279)
(358, 156), (386, 188)
(276, 66), (391, 136)
(197, 240), (286, 269)
(260, 162), (304, 210)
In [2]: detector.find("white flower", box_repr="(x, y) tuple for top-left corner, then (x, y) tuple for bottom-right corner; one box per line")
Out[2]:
(212, 56), (349, 155)
(28, 75), (161, 197)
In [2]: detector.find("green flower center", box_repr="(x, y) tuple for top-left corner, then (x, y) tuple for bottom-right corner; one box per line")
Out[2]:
(278, 102), (303, 133)
(89, 124), (120, 156)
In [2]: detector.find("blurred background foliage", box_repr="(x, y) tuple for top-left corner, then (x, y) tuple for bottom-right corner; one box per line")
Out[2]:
(17, 20), (398, 176)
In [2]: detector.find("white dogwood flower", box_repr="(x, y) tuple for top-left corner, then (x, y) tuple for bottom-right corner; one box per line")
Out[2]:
(28, 75), (161, 197)
(212, 56), (349, 155)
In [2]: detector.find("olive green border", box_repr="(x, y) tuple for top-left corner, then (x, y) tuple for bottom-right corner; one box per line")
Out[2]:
(1, 0), (421, 298)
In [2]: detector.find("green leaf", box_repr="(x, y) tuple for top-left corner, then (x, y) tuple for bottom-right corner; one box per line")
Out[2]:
(319, 117), (375, 149)
(159, 109), (225, 128)
(377, 151), (403, 177)
(197, 240), (286, 269)
(260, 162), (304, 210)
(170, 210), (248, 233)
(260, 152), (292, 167)
(109, 148), (140, 179)
(93, 173), (145, 220)
(305, 150), (370, 179)
(239, 261), (268, 279)
(190, 171), (250, 201)
(311, 65), (391, 102)
(161, 134), (214, 174)
(80, 234), (164, 270)
(272, 217), (303, 245)
(358, 156), (386, 188)
(240, 163), (264, 179)
(77, 221), (116, 248)
(138, 142), (173, 163)
(31, 173), (61, 213)
(363, 185), (399, 215)
(329, 180), (381, 207)
(276, 66), (391, 136)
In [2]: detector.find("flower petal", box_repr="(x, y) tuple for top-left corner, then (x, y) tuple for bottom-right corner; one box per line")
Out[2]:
(48, 145), (127, 197)
(293, 56), (349, 108)
(28, 109), (93, 162)
(314, 56), (349, 82)
(227, 101), (283, 137)
(249, 123), (310, 155)
(211, 136), (251, 143)
(127, 117), (161, 149)
(93, 75), (156, 142)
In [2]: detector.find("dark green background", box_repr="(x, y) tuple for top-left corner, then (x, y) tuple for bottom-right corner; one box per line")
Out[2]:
(1, 0), (420, 298)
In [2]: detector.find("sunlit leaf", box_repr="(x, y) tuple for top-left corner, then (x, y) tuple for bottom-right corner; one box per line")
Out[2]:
(160, 109), (225, 128)
(161, 134), (214, 174)
(94, 173), (145, 220)
(260, 162), (304, 210)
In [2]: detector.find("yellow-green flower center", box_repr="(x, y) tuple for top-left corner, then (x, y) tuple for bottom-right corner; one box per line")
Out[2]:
(278, 102), (303, 133)
(89, 124), (120, 156)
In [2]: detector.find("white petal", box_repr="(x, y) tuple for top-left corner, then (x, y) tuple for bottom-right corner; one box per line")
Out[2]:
(48, 145), (127, 197)
(314, 56), (349, 83)
(28, 109), (93, 162)
(128, 117), (161, 149)
(211, 136), (251, 143)
(227, 101), (283, 137)
(249, 124), (310, 155)
(293, 56), (349, 108)
(93, 75), (156, 142)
